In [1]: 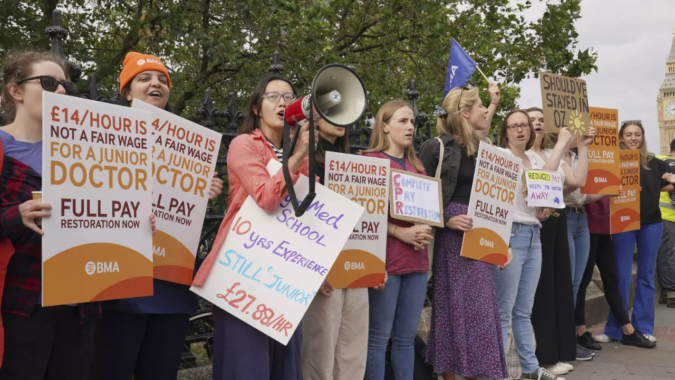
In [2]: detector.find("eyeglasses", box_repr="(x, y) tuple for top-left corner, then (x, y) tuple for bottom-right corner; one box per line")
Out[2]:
(621, 120), (642, 128)
(457, 86), (471, 111)
(507, 124), (530, 131)
(16, 76), (76, 95)
(263, 92), (296, 103)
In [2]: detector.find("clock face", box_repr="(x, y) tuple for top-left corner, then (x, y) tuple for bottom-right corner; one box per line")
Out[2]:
(668, 102), (675, 117)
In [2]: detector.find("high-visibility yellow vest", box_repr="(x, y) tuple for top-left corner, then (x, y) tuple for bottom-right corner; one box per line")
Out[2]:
(657, 155), (675, 222)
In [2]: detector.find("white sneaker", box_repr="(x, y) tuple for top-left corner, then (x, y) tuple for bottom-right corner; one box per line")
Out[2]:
(560, 362), (574, 371)
(593, 333), (618, 343)
(545, 362), (570, 375)
(643, 333), (657, 343)
(522, 367), (566, 380)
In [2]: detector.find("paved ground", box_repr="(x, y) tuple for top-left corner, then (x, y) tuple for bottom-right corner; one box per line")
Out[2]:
(562, 303), (675, 380)
(179, 304), (675, 380)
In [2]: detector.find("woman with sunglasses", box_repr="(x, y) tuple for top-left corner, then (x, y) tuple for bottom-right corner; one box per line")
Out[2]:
(526, 107), (596, 374)
(0, 51), (99, 379)
(495, 109), (572, 380)
(419, 86), (508, 380)
(361, 100), (433, 380)
(192, 73), (316, 380)
(596, 121), (675, 345)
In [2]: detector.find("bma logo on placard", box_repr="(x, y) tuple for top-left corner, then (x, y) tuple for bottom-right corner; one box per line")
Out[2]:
(85, 261), (120, 275)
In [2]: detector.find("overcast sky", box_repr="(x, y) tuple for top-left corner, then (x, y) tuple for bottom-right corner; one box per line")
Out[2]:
(517, 0), (675, 153)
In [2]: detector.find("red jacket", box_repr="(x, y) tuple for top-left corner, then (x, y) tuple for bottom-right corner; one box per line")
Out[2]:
(0, 139), (16, 368)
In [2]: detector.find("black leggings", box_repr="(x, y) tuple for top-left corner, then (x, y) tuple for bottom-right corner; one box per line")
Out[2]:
(575, 233), (631, 327)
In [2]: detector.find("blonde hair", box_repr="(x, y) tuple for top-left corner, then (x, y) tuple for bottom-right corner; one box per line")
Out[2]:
(436, 87), (480, 155)
(619, 122), (652, 170)
(362, 100), (423, 172)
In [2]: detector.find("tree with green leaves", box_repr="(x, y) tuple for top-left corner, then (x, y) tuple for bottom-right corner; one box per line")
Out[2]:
(1, 0), (597, 129)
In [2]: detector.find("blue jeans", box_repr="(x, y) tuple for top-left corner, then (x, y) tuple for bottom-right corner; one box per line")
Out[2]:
(366, 272), (427, 380)
(566, 210), (590, 307)
(606, 222), (663, 339)
(495, 223), (542, 374)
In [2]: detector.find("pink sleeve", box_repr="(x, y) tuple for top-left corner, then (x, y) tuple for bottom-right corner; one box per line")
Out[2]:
(227, 136), (301, 213)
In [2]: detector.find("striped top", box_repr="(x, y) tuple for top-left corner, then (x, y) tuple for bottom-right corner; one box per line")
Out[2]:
(266, 140), (284, 162)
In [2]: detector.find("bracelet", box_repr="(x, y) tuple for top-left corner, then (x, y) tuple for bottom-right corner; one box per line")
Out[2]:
(491, 101), (499, 105)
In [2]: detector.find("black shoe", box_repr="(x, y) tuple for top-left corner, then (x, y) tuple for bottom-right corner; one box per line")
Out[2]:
(659, 288), (667, 304)
(577, 331), (602, 350)
(621, 330), (656, 348)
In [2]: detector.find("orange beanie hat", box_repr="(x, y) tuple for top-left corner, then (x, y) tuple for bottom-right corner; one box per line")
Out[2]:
(119, 52), (171, 94)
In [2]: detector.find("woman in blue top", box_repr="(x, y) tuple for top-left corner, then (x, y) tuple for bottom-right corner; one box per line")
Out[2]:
(92, 52), (223, 380)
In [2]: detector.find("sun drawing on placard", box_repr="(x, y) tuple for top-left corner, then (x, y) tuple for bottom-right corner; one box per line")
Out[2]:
(568, 110), (585, 135)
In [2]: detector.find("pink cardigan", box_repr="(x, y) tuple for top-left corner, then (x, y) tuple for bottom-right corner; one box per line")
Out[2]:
(192, 129), (310, 287)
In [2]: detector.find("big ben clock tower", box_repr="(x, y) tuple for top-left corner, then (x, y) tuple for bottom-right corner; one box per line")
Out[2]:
(659, 27), (675, 154)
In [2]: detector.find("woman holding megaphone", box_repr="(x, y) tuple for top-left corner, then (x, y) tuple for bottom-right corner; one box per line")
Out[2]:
(361, 100), (432, 379)
(92, 52), (223, 380)
(192, 73), (316, 380)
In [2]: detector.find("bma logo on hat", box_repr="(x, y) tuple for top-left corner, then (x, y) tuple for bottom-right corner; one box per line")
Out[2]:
(137, 59), (146, 66)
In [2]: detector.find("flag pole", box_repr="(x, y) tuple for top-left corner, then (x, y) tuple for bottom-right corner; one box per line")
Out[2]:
(475, 65), (490, 83)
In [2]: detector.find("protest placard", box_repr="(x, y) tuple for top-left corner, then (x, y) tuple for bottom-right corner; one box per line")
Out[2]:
(389, 169), (443, 227)
(540, 72), (590, 135)
(191, 160), (364, 344)
(525, 170), (565, 209)
(460, 142), (521, 265)
(41, 92), (153, 306)
(581, 107), (621, 195)
(324, 152), (389, 288)
(610, 149), (641, 234)
(132, 100), (222, 285)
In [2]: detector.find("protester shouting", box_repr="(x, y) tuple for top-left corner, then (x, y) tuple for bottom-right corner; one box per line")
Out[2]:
(361, 100), (432, 380)
(598, 121), (675, 345)
(92, 52), (223, 380)
(192, 73), (316, 380)
(419, 86), (509, 380)
(527, 107), (596, 374)
(301, 118), (387, 380)
(495, 109), (569, 380)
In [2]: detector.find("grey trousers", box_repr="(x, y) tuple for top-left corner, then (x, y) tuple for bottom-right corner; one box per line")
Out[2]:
(658, 220), (675, 294)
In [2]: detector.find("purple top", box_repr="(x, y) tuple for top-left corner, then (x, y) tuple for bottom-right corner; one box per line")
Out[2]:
(362, 151), (429, 275)
(0, 129), (42, 176)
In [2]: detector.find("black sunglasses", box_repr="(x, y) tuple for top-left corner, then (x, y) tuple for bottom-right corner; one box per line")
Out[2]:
(620, 119), (642, 128)
(457, 86), (471, 111)
(16, 76), (76, 95)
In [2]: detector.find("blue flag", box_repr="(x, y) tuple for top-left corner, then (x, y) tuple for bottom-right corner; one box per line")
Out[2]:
(443, 38), (477, 99)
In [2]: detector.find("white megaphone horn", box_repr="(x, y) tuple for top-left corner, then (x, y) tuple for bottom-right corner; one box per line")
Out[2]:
(284, 64), (368, 127)
(282, 64), (368, 217)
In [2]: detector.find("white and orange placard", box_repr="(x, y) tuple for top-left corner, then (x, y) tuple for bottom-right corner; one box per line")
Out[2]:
(191, 160), (363, 344)
(581, 107), (621, 195)
(324, 152), (389, 288)
(132, 100), (222, 285)
(460, 142), (521, 265)
(389, 169), (443, 227)
(41, 92), (153, 306)
(610, 149), (641, 234)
